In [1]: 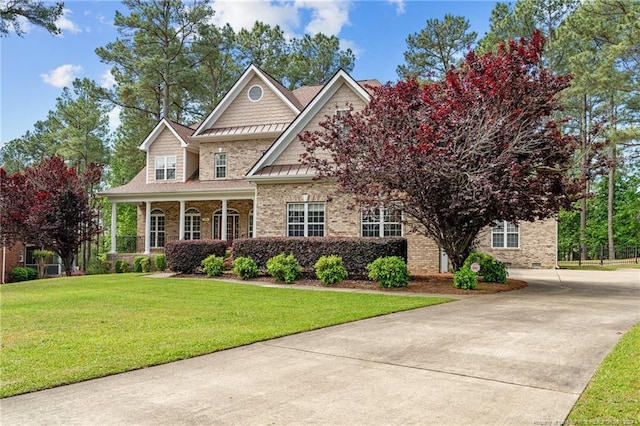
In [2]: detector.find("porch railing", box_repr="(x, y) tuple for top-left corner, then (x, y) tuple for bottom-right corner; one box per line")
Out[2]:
(558, 244), (640, 267)
(114, 235), (179, 253)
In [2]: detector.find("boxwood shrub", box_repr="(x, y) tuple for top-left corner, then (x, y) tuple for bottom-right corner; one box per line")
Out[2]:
(463, 251), (508, 284)
(165, 239), (227, 274)
(233, 237), (407, 279)
(10, 266), (38, 282)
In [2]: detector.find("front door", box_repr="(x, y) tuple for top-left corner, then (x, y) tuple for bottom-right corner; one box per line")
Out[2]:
(213, 209), (239, 241)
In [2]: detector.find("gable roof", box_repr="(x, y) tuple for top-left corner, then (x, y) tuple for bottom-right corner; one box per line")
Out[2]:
(246, 69), (373, 179)
(138, 118), (197, 152)
(192, 64), (302, 138)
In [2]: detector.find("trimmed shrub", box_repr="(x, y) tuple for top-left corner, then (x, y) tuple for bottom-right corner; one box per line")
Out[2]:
(233, 256), (259, 280)
(140, 257), (151, 273)
(10, 266), (37, 282)
(233, 237), (407, 278)
(266, 253), (301, 284)
(165, 239), (227, 274)
(133, 256), (144, 273)
(463, 252), (508, 284)
(315, 255), (348, 285)
(366, 256), (409, 288)
(453, 267), (478, 290)
(32, 249), (53, 278)
(154, 254), (166, 272)
(87, 258), (111, 275)
(201, 255), (224, 277)
(115, 260), (130, 273)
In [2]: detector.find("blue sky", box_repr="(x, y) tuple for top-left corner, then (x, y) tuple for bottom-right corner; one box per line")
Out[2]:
(0, 0), (498, 147)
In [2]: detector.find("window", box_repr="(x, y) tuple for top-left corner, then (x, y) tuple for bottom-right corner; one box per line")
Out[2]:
(336, 108), (350, 135)
(248, 84), (263, 102)
(184, 208), (201, 240)
(361, 206), (402, 237)
(492, 221), (519, 248)
(287, 203), (325, 237)
(155, 156), (176, 180)
(248, 210), (254, 238)
(213, 209), (240, 240)
(215, 153), (227, 179)
(150, 209), (165, 248)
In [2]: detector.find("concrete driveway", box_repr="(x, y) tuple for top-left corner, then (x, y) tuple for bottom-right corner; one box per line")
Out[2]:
(2, 269), (639, 425)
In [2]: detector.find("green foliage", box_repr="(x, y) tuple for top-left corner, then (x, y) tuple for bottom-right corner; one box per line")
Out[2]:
(0, 0), (64, 37)
(201, 255), (224, 277)
(232, 256), (259, 280)
(366, 256), (410, 288)
(314, 255), (348, 286)
(10, 267), (37, 282)
(154, 254), (166, 272)
(266, 253), (301, 284)
(463, 252), (508, 284)
(140, 257), (151, 273)
(115, 260), (130, 273)
(87, 258), (111, 275)
(32, 249), (54, 278)
(133, 256), (145, 273)
(453, 267), (478, 290)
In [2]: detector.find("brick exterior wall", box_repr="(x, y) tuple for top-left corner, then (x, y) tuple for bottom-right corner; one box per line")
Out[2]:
(199, 139), (272, 181)
(2, 242), (24, 283)
(475, 218), (557, 268)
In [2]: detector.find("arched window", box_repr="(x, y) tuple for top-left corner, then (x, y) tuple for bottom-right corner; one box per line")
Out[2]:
(184, 207), (201, 240)
(213, 208), (240, 240)
(150, 209), (165, 247)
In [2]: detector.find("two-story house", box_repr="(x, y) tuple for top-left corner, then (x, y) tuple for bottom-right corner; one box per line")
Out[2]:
(101, 65), (558, 272)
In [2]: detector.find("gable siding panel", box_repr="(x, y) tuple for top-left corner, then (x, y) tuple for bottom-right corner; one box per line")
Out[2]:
(214, 76), (296, 128)
(147, 127), (184, 183)
(273, 83), (367, 166)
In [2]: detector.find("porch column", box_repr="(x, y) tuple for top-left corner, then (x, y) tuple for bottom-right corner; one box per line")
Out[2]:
(221, 199), (228, 241)
(144, 201), (151, 254)
(253, 189), (258, 238)
(179, 200), (185, 240)
(110, 202), (117, 254)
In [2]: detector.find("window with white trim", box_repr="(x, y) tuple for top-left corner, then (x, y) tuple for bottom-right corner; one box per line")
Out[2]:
(214, 152), (227, 179)
(248, 209), (254, 238)
(361, 206), (402, 237)
(150, 209), (165, 247)
(492, 221), (519, 248)
(184, 208), (201, 240)
(287, 203), (325, 237)
(155, 156), (176, 180)
(336, 108), (350, 135)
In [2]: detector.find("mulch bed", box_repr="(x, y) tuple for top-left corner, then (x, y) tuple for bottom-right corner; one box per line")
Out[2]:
(176, 271), (527, 295)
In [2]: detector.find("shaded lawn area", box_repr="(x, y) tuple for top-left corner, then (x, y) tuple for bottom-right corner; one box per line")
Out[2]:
(0, 274), (454, 398)
(567, 322), (640, 422)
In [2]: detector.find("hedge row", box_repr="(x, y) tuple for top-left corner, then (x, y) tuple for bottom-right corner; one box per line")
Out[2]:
(165, 239), (227, 274)
(232, 237), (407, 278)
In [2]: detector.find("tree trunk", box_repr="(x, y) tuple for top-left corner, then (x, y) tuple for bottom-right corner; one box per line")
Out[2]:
(607, 97), (616, 260)
(579, 94), (588, 262)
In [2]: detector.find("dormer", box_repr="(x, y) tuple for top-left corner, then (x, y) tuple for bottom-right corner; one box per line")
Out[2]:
(139, 118), (199, 184)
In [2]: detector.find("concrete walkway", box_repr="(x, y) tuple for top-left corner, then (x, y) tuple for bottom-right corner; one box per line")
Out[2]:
(2, 269), (639, 425)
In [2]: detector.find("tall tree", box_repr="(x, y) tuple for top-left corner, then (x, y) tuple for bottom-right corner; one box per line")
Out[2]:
(286, 33), (356, 90)
(397, 14), (477, 80)
(0, 157), (103, 275)
(235, 21), (289, 81)
(0, 115), (62, 173)
(0, 0), (63, 36)
(302, 32), (581, 270)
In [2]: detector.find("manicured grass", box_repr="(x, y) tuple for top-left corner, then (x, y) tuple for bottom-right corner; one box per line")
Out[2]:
(567, 322), (640, 422)
(559, 262), (640, 271)
(0, 274), (453, 398)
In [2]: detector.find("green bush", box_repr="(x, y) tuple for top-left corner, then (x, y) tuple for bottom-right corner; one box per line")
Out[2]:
(201, 255), (224, 277)
(10, 267), (37, 282)
(366, 256), (409, 288)
(140, 257), (151, 273)
(266, 253), (301, 284)
(87, 259), (111, 275)
(165, 239), (227, 274)
(315, 255), (348, 285)
(232, 256), (259, 280)
(133, 256), (145, 273)
(115, 260), (130, 273)
(453, 267), (478, 290)
(463, 252), (508, 284)
(154, 254), (166, 272)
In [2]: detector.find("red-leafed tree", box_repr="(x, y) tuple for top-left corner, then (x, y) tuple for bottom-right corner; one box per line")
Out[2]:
(0, 157), (103, 276)
(300, 31), (583, 270)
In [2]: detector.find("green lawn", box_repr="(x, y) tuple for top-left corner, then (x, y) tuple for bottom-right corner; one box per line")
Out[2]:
(558, 262), (640, 271)
(567, 322), (640, 422)
(0, 274), (453, 398)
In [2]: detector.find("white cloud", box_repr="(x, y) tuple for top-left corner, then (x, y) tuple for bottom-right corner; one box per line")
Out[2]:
(210, 0), (351, 37)
(55, 9), (83, 35)
(340, 38), (362, 59)
(107, 106), (122, 132)
(388, 0), (405, 15)
(100, 69), (116, 89)
(41, 64), (83, 88)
